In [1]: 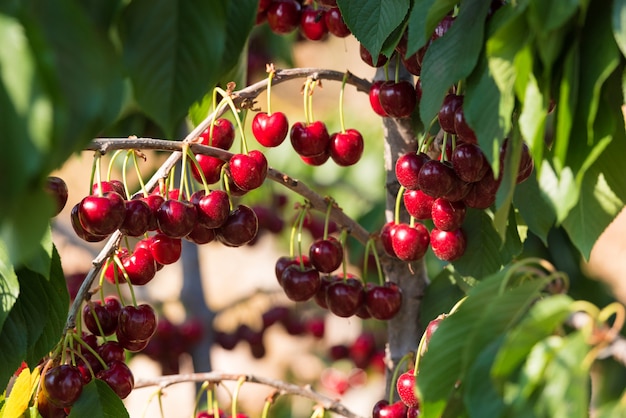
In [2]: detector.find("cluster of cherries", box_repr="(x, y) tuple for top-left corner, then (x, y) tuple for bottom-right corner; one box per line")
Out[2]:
(274, 233), (403, 321)
(257, 0), (350, 41)
(372, 315), (444, 417)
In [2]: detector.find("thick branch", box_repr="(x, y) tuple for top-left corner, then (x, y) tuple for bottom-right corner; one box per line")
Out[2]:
(134, 372), (366, 418)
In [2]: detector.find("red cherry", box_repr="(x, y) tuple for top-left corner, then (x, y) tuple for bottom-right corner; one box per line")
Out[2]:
(369, 80), (389, 117)
(314, 274), (341, 309)
(430, 228), (467, 261)
(252, 111), (289, 147)
(42, 365), (83, 408)
(379, 81), (417, 118)
(190, 189), (230, 229)
(156, 199), (197, 238)
(396, 370), (420, 408)
(119, 199), (151, 237)
(325, 276), (365, 318)
(325, 7), (350, 37)
(97, 360), (134, 399)
(431, 198), (466, 231)
(140, 194), (164, 231)
(360, 43), (388, 67)
(290, 120), (331, 157)
(78, 192), (126, 236)
(418, 160), (456, 198)
(391, 222), (430, 261)
(396, 152), (429, 190)
(329, 129), (364, 166)
(92, 180), (126, 199)
(98, 341), (126, 365)
(300, 150), (331, 166)
(454, 104), (477, 143)
(380, 221), (398, 257)
(118, 304), (157, 342)
(191, 154), (226, 185)
(280, 264), (320, 302)
(451, 142), (489, 183)
(71, 204), (107, 242)
(309, 237), (343, 273)
(123, 247), (157, 285)
(365, 282), (403, 320)
(266, 0), (301, 34)
(198, 118), (235, 149)
(216, 205), (259, 247)
(403, 189), (435, 220)
(300, 7), (327, 41)
(45, 176), (68, 217)
(228, 150), (268, 191)
(149, 233), (182, 265)
(274, 255), (311, 286)
(438, 94), (463, 134)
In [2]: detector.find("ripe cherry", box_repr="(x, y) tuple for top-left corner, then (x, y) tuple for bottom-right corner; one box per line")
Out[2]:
(451, 142), (489, 183)
(191, 189), (230, 229)
(191, 154), (226, 185)
(329, 129), (364, 166)
(396, 370), (420, 408)
(78, 191), (126, 236)
(403, 189), (435, 220)
(379, 81), (417, 118)
(216, 205), (259, 247)
(118, 304), (157, 342)
(325, 7), (350, 37)
(438, 94), (463, 133)
(369, 80), (389, 117)
(148, 233), (182, 265)
(275, 255), (311, 286)
(300, 7), (327, 41)
(309, 237), (343, 273)
(97, 360), (134, 399)
(45, 176), (69, 217)
(430, 228), (467, 261)
(396, 152), (429, 190)
(228, 150), (267, 191)
(391, 222), (430, 261)
(380, 221), (398, 257)
(418, 160), (456, 198)
(71, 204), (107, 242)
(360, 43), (388, 67)
(431, 198), (466, 231)
(123, 247), (157, 285)
(198, 118), (235, 149)
(326, 276), (365, 318)
(266, 0), (301, 34)
(42, 364), (83, 408)
(156, 198), (198, 238)
(280, 263), (320, 302)
(98, 341), (126, 365)
(365, 282), (403, 320)
(290, 120), (331, 157)
(120, 199), (151, 237)
(252, 111), (289, 147)
(83, 297), (121, 336)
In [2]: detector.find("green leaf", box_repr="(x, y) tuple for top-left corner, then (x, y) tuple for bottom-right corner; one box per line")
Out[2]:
(405, 0), (457, 57)
(336, 0), (409, 59)
(119, 0), (229, 136)
(22, 226), (52, 280)
(612, 0), (626, 57)
(552, 43), (579, 173)
(513, 172), (556, 245)
(27, 246), (69, 364)
(220, 0), (257, 78)
(0, 237), (19, 333)
(419, 0), (491, 127)
(500, 206), (523, 264)
(465, 338), (506, 418)
(537, 162), (578, 223)
(492, 294), (573, 381)
(452, 209), (502, 278)
(0, 293), (28, 390)
(418, 268), (549, 416)
(419, 267), (465, 328)
(68, 379), (130, 418)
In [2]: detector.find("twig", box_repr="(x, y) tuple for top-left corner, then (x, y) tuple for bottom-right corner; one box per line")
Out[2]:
(134, 371), (367, 418)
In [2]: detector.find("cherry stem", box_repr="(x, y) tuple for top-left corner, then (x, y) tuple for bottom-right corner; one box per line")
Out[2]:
(339, 72), (349, 133)
(303, 78), (312, 125)
(394, 185), (405, 224)
(266, 68), (275, 116)
(339, 228), (349, 281)
(71, 333), (108, 370)
(297, 203), (310, 269)
(90, 153), (101, 197)
(383, 60), (390, 82)
(215, 86), (249, 154)
(86, 301), (108, 342)
(122, 151), (132, 199)
(261, 391), (278, 418)
(441, 132), (449, 162)
(323, 198), (334, 240)
(365, 237), (384, 286)
(107, 149), (124, 182)
(308, 80), (317, 123)
(394, 53), (401, 83)
(179, 143), (190, 199)
(186, 147), (211, 194)
(193, 381), (211, 417)
(231, 376), (246, 418)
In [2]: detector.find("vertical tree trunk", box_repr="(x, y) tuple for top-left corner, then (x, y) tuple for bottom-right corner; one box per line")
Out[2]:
(378, 67), (429, 398)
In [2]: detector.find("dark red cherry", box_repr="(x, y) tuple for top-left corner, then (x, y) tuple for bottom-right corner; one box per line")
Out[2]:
(97, 360), (134, 399)
(391, 222), (430, 261)
(369, 80), (389, 117)
(453, 104), (477, 143)
(451, 142), (489, 183)
(379, 81), (417, 119)
(78, 191), (126, 236)
(325, 7), (350, 37)
(280, 264), (321, 302)
(290, 120), (331, 157)
(418, 160), (456, 198)
(300, 7), (327, 41)
(360, 43), (388, 67)
(42, 365), (83, 408)
(325, 276), (365, 318)
(266, 0), (302, 34)
(123, 247), (157, 286)
(216, 205), (259, 247)
(120, 199), (151, 237)
(380, 221), (398, 257)
(191, 189), (230, 229)
(117, 304), (157, 342)
(45, 176), (69, 217)
(71, 203), (107, 242)
(156, 199), (197, 238)
(275, 255), (311, 286)
(198, 118), (235, 149)
(438, 94), (463, 134)
(309, 237), (343, 273)
(365, 282), (402, 320)
(329, 129), (364, 166)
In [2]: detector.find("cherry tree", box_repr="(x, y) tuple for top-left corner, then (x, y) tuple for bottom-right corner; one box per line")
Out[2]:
(2, 0), (626, 417)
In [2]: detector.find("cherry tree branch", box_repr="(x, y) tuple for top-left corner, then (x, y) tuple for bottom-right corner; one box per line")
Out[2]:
(64, 67), (372, 335)
(134, 371), (367, 418)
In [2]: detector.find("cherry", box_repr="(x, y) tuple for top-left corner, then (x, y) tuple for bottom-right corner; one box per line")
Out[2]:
(365, 282), (402, 320)
(360, 43), (388, 67)
(78, 191), (126, 236)
(300, 7), (327, 41)
(262, 306), (290, 328)
(380, 221), (398, 257)
(266, 0), (301, 34)
(401, 51), (422, 76)
(97, 360), (134, 399)
(430, 228), (466, 261)
(280, 263), (321, 302)
(349, 332), (376, 369)
(372, 399), (389, 418)
(378, 400), (409, 417)
(71, 204), (107, 242)
(438, 94), (463, 133)
(454, 104), (477, 143)
(46, 176), (68, 216)
(37, 391), (68, 418)
(252, 111), (289, 147)
(418, 160), (456, 198)
(119, 199), (151, 237)
(329, 129), (364, 166)
(325, 276), (365, 318)
(431, 198), (466, 231)
(403, 189), (435, 220)
(442, 175), (472, 202)
(422, 314), (444, 353)
(42, 364), (83, 408)
(186, 223), (217, 245)
(228, 150), (267, 191)
(462, 168), (500, 209)
(103, 250), (128, 284)
(156, 198), (197, 238)
(198, 118), (235, 149)
(396, 152), (429, 190)
(515, 141), (534, 183)
(391, 222), (430, 261)
(451, 142), (489, 183)
(148, 233), (182, 265)
(433, 15), (455, 39)
(139, 194), (164, 231)
(190, 189), (230, 229)
(215, 330), (240, 350)
(407, 407), (419, 418)
(191, 154), (226, 185)
(75, 350), (102, 384)
(379, 81), (417, 118)
(92, 180), (126, 199)
(300, 150), (330, 166)
(98, 341), (126, 365)
(305, 317), (325, 339)
(275, 255), (311, 286)
(116, 331), (149, 352)
(325, 7), (350, 37)
(290, 120), (331, 157)
(368, 80), (389, 117)
(83, 296), (121, 336)
(309, 237), (343, 273)
(216, 205), (259, 247)
(314, 274), (341, 309)
(118, 304), (157, 342)
(123, 247), (157, 285)
(397, 370), (419, 408)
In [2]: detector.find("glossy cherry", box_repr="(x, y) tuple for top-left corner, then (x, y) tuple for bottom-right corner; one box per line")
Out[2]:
(78, 191), (126, 236)
(280, 263), (320, 302)
(300, 7), (327, 41)
(329, 129), (364, 166)
(118, 304), (157, 342)
(97, 360), (134, 399)
(83, 296), (121, 336)
(71, 203), (107, 242)
(391, 222), (430, 261)
(290, 120), (331, 157)
(369, 80), (388, 117)
(325, 276), (365, 318)
(42, 364), (83, 408)
(198, 118), (235, 149)
(252, 111), (289, 147)
(190, 189), (230, 229)
(309, 237), (343, 273)
(149, 233), (182, 265)
(431, 198), (466, 231)
(403, 189), (435, 220)
(418, 160), (456, 198)
(451, 142), (489, 183)
(120, 199), (151, 237)
(274, 255), (311, 286)
(123, 247), (157, 285)
(365, 282), (403, 320)
(360, 43), (388, 67)
(228, 150), (267, 191)
(191, 154), (226, 185)
(430, 228), (467, 261)
(46, 176), (68, 216)
(438, 94), (463, 133)
(325, 7), (350, 37)
(397, 370), (420, 408)
(266, 0), (301, 34)
(156, 198), (197, 238)
(216, 204), (259, 247)
(379, 81), (417, 118)
(380, 221), (398, 257)
(396, 152), (429, 190)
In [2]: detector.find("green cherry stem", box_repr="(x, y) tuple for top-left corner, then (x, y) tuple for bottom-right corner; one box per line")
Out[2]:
(308, 80), (317, 123)
(261, 392), (278, 418)
(192, 381), (210, 418)
(90, 153), (102, 197)
(130, 150), (150, 197)
(214, 86), (249, 154)
(289, 205), (305, 258)
(394, 53), (401, 83)
(394, 185), (406, 224)
(303, 78), (312, 125)
(178, 143), (190, 199)
(339, 72), (349, 133)
(186, 147), (211, 194)
(322, 198), (334, 240)
(231, 376), (246, 418)
(365, 237), (385, 286)
(267, 68), (276, 116)
(297, 202), (310, 269)
(339, 228), (349, 281)
(71, 333), (108, 370)
(112, 255), (136, 307)
(107, 149), (125, 182)
(86, 301), (108, 342)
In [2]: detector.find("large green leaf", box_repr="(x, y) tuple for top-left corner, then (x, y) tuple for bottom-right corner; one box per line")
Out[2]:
(119, 0), (229, 136)
(465, 338), (506, 418)
(418, 268), (549, 417)
(419, 266), (465, 328)
(0, 237), (19, 335)
(419, 0), (491, 126)
(491, 294), (573, 381)
(451, 209), (502, 278)
(68, 379), (130, 418)
(405, 0), (457, 57)
(336, 0), (409, 59)
(537, 162), (578, 224)
(0, 291), (28, 390)
(513, 172), (556, 245)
